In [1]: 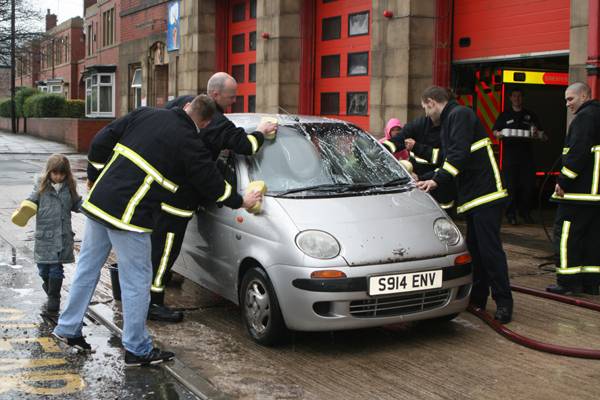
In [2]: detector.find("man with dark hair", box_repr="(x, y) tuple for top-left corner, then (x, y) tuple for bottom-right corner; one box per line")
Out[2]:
(493, 89), (543, 225)
(148, 73), (277, 322)
(53, 95), (262, 366)
(415, 85), (513, 323)
(547, 82), (600, 295)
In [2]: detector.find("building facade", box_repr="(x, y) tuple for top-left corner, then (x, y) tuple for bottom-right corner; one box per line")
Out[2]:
(0, 66), (10, 98)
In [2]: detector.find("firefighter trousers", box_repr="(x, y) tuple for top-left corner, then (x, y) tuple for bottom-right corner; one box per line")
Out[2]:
(552, 204), (600, 289)
(150, 212), (192, 306)
(466, 203), (513, 308)
(503, 161), (535, 219)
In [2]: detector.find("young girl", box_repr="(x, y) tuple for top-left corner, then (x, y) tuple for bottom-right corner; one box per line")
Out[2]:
(17, 154), (81, 312)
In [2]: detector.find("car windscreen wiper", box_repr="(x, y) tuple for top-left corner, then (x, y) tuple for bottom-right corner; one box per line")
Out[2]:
(380, 176), (412, 187)
(275, 184), (352, 197)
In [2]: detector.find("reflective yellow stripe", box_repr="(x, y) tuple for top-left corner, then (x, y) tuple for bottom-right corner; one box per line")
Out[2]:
(592, 148), (600, 195)
(562, 147), (570, 155)
(442, 161), (459, 176)
(113, 143), (178, 193)
(556, 266), (600, 275)
(152, 232), (174, 292)
(411, 152), (429, 164)
(559, 220), (570, 269)
(122, 175), (153, 224)
(247, 134), (259, 154)
(552, 192), (600, 201)
(89, 161), (105, 170)
(82, 201), (152, 232)
(582, 266), (600, 273)
(161, 202), (194, 218)
(431, 148), (440, 164)
(560, 166), (578, 179)
(456, 189), (508, 214)
(440, 200), (454, 209)
(485, 143), (503, 192)
(216, 181), (232, 203)
(87, 152), (119, 198)
(593, 145), (600, 151)
(383, 140), (397, 154)
(470, 137), (491, 152)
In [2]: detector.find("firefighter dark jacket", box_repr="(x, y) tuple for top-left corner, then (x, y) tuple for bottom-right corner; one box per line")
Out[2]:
(85, 107), (242, 232)
(552, 99), (600, 205)
(433, 100), (508, 214)
(401, 116), (442, 178)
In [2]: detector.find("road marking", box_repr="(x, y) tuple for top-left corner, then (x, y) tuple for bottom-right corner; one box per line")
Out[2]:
(0, 308), (25, 321)
(0, 358), (67, 371)
(0, 337), (62, 352)
(0, 370), (85, 395)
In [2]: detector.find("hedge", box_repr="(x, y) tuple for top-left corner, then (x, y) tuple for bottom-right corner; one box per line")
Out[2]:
(15, 87), (38, 117)
(0, 99), (13, 117)
(23, 94), (66, 118)
(62, 99), (85, 118)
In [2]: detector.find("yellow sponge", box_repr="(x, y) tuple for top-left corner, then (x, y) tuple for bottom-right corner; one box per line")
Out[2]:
(399, 159), (414, 174)
(245, 180), (267, 214)
(11, 200), (38, 227)
(260, 117), (278, 140)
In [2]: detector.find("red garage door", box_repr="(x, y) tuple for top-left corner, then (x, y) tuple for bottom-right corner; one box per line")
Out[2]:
(453, 0), (570, 62)
(313, 0), (371, 130)
(228, 0), (256, 112)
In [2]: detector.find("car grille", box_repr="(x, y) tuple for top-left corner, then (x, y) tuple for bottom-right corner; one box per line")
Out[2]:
(349, 289), (451, 318)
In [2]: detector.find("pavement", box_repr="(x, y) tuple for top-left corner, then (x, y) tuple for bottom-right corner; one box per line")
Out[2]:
(1, 130), (600, 400)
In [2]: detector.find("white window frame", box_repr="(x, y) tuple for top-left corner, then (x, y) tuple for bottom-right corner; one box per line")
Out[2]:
(85, 72), (115, 118)
(131, 68), (142, 109)
(50, 84), (63, 94)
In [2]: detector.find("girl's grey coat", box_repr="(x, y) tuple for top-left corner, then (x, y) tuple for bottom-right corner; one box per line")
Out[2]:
(27, 177), (82, 264)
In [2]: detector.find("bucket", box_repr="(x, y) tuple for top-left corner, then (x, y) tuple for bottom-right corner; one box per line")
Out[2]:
(108, 263), (121, 301)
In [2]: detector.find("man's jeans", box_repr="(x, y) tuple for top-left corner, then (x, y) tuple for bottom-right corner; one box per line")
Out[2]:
(54, 217), (153, 356)
(37, 263), (64, 279)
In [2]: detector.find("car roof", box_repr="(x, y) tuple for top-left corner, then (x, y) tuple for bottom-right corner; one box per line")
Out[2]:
(225, 113), (354, 128)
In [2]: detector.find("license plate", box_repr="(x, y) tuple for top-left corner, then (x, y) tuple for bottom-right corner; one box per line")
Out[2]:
(368, 270), (442, 296)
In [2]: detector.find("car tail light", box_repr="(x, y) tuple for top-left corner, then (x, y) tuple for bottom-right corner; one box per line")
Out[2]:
(454, 253), (472, 266)
(311, 270), (347, 279)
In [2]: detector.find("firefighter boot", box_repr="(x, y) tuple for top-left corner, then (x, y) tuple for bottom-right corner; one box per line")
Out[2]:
(46, 278), (63, 312)
(148, 291), (183, 323)
(41, 277), (49, 295)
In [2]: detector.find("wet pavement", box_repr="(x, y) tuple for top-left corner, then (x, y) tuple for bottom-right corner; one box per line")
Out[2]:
(1, 130), (599, 399)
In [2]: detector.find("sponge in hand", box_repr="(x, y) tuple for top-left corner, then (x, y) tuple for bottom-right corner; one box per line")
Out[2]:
(260, 117), (278, 140)
(11, 200), (38, 227)
(245, 180), (267, 214)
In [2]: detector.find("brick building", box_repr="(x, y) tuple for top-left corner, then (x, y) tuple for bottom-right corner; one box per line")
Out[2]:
(0, 66), (10, 98)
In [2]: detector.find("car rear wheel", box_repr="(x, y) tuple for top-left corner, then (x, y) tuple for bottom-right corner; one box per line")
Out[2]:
(240, 267), (286, 345)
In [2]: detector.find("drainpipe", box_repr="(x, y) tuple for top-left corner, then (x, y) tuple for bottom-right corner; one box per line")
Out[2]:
(433, 0), (453, 87)
(587, 0), (600, 97)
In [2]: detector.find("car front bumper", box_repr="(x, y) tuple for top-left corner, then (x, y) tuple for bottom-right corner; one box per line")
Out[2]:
(267, 256), (472, 331)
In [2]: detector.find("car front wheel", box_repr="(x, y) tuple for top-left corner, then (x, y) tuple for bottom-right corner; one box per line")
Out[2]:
(240, 267), (286, 345)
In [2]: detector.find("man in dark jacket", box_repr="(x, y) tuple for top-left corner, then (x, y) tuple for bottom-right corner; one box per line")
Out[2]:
(53, 95), (262, 366)
(415, 86), (513, 323)
(547, 82), (600, 295)
(148, 73), (277, 322)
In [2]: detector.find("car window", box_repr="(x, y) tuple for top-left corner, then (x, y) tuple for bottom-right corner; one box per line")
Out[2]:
(246, 123), (409, 194)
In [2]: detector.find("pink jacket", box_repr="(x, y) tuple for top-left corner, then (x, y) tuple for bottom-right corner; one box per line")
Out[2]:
(380, 118), (408, 160)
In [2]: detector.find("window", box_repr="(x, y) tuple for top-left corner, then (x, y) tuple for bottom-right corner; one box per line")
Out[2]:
(233, 2), (245, 22)
(347, 92), (368, 115)
(102, 8), (115, 47)
(320, 92), (339, 115)
(64, 35), (69, 62)
(130, 68), (142, 110)
(248, 95), (256, 112)
(249, 31), (256, 51)
(232, 64), (245, 83)
(50, 85), (63, 93)
(250, 0), (257, 19)
(232, 34), (245, 53)
(322, 16), (341, 40)
(232, 96), (244, 113)
(349, 12), (369, 36)
(249, 63), (256, 82)
(321, 55), (340, 78)
(87, 25), (93, 56)
(85, 72), (115, 117)
(347, 52), (368, 76)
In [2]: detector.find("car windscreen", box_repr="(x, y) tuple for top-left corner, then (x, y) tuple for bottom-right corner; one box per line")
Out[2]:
(246, 123), (410, 196)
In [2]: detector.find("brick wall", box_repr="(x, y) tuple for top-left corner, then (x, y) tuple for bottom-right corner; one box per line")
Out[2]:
(121, 1), (168, 43)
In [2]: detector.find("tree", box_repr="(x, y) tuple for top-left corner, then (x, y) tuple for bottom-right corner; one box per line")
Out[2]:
(0, 0), (43, 66)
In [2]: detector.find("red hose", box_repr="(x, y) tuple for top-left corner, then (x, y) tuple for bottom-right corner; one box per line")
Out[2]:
(467, 285), (600, 360)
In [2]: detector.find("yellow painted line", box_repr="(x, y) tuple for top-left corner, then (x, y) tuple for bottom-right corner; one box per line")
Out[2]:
(0, 358), (67, 371)
(0, 324), (37, 329)
(0, 337), (62, 353)
(0, 370), (85, 395)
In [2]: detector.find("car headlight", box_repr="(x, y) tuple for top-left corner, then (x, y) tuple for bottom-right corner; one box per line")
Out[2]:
(295, 230), (341, 259)
(433, 218), (460, 246)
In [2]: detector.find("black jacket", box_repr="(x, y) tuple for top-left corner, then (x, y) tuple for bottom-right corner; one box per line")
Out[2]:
(85, 107), (242, 232)
(401, 116), (442, 178)
(492, 108), (541, 166)
(551, 100), (600, 205)
(433, 101), (507, 214)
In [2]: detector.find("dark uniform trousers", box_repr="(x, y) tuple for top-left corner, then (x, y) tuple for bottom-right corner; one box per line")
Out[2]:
(552, 203), (600, 289)
(466, 203), (513, 308)
(503, 159), (535, 219)
(150, 213), (192, 305)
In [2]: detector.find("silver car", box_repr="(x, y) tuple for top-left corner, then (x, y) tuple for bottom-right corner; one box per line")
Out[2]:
(174, 114), (472, 345)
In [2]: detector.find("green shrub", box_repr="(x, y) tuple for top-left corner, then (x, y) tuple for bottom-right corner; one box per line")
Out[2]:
(23, 94), (66, 118)
(14, 87), (38, 117)
(62, 99), (85, 118)
(0, 99), (13, 117)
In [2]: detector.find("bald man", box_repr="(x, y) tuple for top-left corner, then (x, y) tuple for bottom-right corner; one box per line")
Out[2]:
(547, 82), (600, 295)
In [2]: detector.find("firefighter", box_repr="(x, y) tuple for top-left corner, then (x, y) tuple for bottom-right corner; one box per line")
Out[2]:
(492, 89), (543, 225)
(53, 95), (262, 366)
(546, 82), (600, 295)
(415, 86), (513, 323)
(148, 72), (277, 322)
